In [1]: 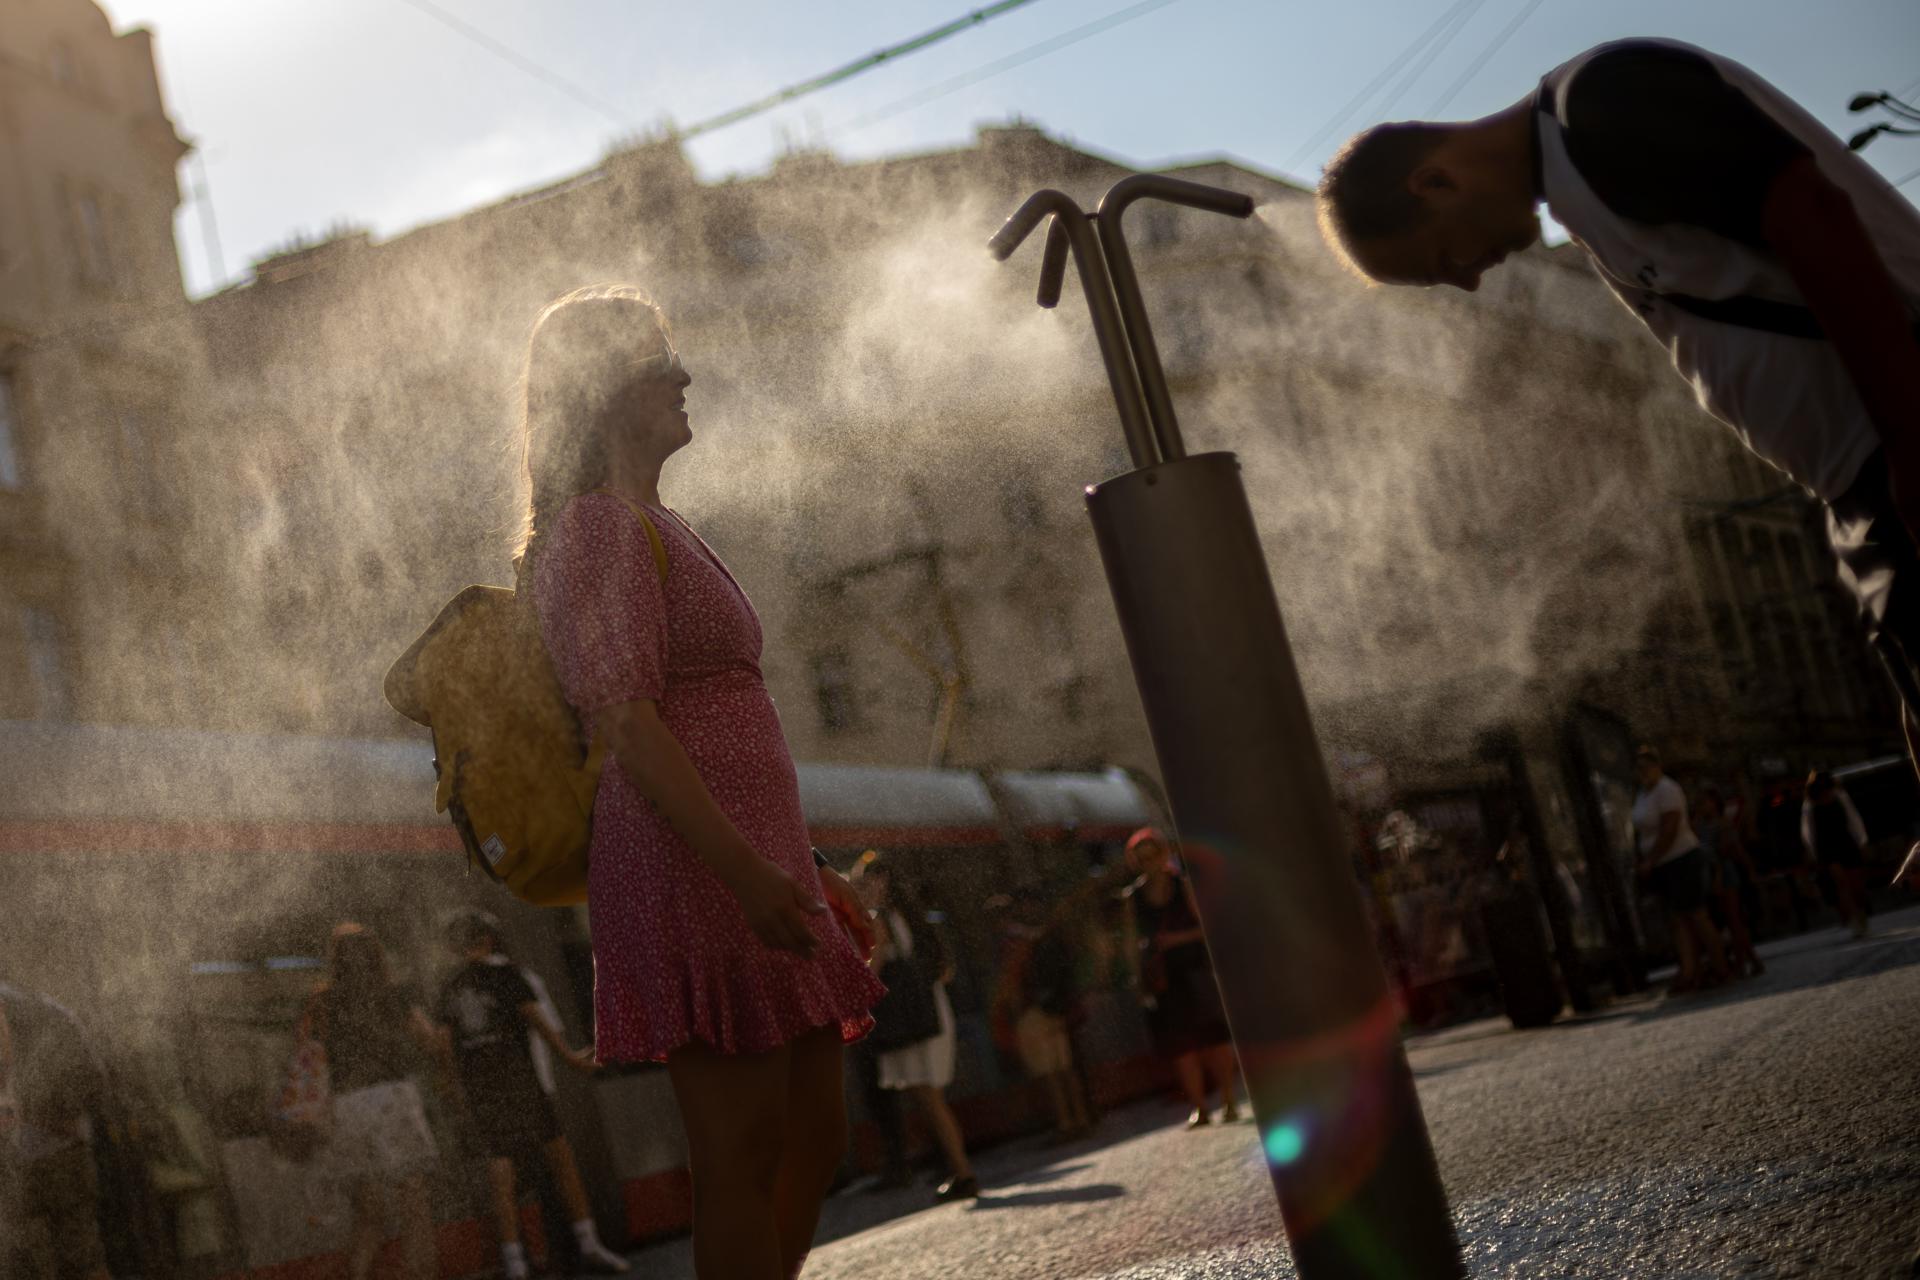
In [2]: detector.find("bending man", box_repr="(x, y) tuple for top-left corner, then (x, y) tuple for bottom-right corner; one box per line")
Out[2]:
(1315, 39), (1920, 879)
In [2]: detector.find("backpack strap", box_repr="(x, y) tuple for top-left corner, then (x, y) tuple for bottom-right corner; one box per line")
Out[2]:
(590, 489), (669, 586)
(1658, 291), (1827, 340)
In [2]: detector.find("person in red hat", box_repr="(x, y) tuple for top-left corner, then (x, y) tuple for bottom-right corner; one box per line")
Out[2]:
(1124, 829), (1242, 1129)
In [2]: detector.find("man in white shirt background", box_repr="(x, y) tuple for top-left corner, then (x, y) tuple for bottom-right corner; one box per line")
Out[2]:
(1631, 746), (1730, 993)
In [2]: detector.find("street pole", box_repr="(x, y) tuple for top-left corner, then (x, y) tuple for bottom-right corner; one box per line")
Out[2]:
(989, 178), (1463, 1279)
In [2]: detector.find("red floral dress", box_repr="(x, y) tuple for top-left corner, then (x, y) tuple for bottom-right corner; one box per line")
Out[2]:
(535, 491), (882, 1062)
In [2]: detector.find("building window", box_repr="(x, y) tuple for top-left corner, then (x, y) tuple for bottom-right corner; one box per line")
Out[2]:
(75, 193), (113, 285)
(23, 608), (73, 720)
(812, 647), (857, 733)
(0, 374), (21, 489)
(118, 411), (158, 517)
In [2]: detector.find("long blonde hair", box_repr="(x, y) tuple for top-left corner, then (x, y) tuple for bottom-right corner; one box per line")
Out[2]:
(514, 284), (669, 564)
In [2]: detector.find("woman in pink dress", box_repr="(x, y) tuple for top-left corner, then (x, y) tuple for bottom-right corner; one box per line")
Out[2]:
(519, 284), (884, 1279)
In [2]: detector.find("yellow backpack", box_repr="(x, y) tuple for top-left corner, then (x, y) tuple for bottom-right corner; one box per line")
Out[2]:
(383, 493), (667, 906)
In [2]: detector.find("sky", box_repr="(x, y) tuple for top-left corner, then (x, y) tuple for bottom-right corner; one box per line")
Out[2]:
(94, 0), (1920, 298)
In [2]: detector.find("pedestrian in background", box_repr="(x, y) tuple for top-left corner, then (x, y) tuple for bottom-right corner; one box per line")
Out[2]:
(1802, 771), (1873, 938)
(524, 286), (882, 1279)
(987, 892), (1093, 1144)
(434, 912), (627, 1279)
(1123, 829), (1241, 1129)
(1694, 786), (1765, 978)
(1630, 750), (1729, 994)
(850, 851), (976, 1203)
(845, 1042), (911, 1192)
(304, 924), (445, 1280)
(0, 983), (112, 1280)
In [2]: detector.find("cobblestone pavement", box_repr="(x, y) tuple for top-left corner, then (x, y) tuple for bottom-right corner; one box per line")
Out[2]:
(624, 906), (1920, 1278)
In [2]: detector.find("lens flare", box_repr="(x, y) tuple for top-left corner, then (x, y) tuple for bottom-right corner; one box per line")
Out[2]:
(1264, 1119), (1306, 1166)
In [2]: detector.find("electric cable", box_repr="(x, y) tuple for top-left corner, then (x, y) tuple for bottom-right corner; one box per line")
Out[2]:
(1425, 0), (1549, 116)
(681, 0), (1048, 140)
(393, 0), (632, 127)
(839, 0), (1180, 134)
(1876, 94), (1920, 122)
(1373, 0), (1489, 122)
(1896, 165), (1920, 189)
(1283, 0), (1481, 172)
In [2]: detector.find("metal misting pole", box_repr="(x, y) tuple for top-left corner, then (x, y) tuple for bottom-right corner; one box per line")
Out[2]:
(989, 179), (1464, 1280)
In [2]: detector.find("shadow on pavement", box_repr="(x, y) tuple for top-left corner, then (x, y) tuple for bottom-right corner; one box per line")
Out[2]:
(1623, 914), (1920, 1027)
(966, 1183), (1127, 1211)
(990, 1161), (1094, 1188)
(808, 1101), (1195, 1249)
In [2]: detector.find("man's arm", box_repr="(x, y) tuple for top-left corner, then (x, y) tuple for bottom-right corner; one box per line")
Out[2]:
(599, 698), (824, 955)
(519, 1002), (594, 1072)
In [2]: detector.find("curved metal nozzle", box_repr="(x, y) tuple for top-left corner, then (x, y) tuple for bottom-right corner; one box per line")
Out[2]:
(986, 189), (1157, 469)
(987, 189), (1072, 261)
(1100, 172), (1256, 222)
(1094, 174), (1256, 462)
(1037, 216), (1070, 310)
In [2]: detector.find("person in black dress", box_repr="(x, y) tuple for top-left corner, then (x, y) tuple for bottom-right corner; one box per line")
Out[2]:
(1124, 829), (1241, 1128)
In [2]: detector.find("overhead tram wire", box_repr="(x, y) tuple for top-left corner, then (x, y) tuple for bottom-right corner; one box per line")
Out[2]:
(1372, 0), (1491, 121)
(1282, 0), (1482, 173)
(680, 0), (1048, 141)
(392, 0), (632, 128)
(839, 0), (1180, 135)
(1425, 0), (1550, 116)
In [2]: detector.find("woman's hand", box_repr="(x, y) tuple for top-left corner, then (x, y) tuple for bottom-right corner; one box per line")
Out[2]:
(568, 1047), (599, 1074)
(817, 864), (876, 960)
(728, 857), (827, 955)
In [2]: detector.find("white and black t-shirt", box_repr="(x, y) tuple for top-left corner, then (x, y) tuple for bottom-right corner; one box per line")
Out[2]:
(1534, 39), (1920, 503)
(1631, 774), (1700, 868)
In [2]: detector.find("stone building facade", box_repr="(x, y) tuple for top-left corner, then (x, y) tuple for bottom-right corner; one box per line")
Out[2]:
(0, 0), (195, 725)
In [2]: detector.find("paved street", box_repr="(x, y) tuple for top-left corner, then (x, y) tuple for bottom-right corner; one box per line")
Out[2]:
(627, 906), (1920, 1278)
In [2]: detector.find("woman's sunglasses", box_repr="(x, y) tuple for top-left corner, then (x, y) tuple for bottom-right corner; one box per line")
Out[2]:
(630, 344), (685, 380)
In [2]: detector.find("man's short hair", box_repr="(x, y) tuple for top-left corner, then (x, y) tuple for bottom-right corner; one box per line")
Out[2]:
(1315, 122), (1449, 277)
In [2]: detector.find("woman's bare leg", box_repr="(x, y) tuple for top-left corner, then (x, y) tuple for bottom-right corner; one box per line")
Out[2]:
(1040, 1069), (1074, 1132)
(486, 1157), (522, 1245)
(396, 1172), (438, 1280)
(345, 1180), (383, 1280)
(1201, 1044), (1240, 1114)
(909, 1085), (972, 1181)
(1687, 909), (1729, 981)
(1721, 895), (1760, 974)
(772, 1027), (848, 1278)
(1172, 1051), (1207, 1114)
(543, 1135), (595, 1222)
(1061, 1069), (1093, 1131)
(668, 1039), (794, 1280)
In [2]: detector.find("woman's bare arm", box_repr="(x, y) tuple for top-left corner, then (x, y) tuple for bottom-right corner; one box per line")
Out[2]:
(598, 698), (823, 954)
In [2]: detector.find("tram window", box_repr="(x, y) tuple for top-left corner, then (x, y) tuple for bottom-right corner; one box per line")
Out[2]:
(812, 646), (858, 732)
